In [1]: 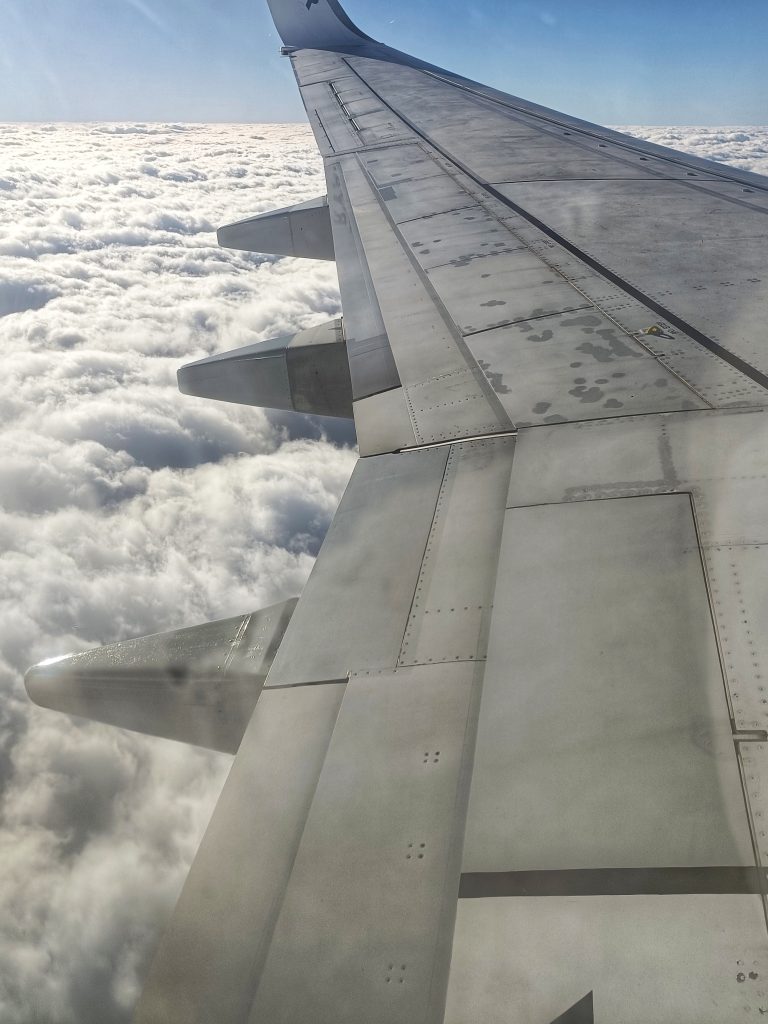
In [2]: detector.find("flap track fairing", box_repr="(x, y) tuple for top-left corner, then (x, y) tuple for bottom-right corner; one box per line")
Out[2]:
(217, 195), (334, 261)
(177, 318), (353, 419)
(25, 599), (298, 754)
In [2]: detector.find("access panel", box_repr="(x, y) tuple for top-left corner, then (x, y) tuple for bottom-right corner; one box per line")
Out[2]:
(454, 492), (768, 1021)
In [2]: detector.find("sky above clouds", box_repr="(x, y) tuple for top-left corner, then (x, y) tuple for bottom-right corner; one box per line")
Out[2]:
(0, 120), (767, 1022)
(1, 0), (767, 124)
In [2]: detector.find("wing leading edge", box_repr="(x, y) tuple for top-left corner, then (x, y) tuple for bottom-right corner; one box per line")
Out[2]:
(26, 1), (768, 1021)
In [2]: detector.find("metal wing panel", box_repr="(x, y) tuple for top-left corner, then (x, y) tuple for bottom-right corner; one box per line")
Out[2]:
(465, 493), (753, 874)
(248, 664), (480, 1024)
(286, 48), (766, 454)
(446, 895), (768, 1024)
(264, 446), (450, 686)
(448, 406), (768, 1019)
(334, 52), (768, 398)
(134, 682), (347, 1024)
(506, 407), (768, 739)
(265, 20), (768, 1020)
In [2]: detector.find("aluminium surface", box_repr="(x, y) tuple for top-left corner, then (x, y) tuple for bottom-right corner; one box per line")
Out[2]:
(327, 49), (768, 399)
(445, 895), (768, 1024)
(249, 665), (481, 1024)
(464, 494), (753, 873)
(494, 178), (768, 375)
(463, 311), (705, 426)
(325, 158), (401, 402)
(396, 436), (514, 668)
(286, 27), (768, 1021)
(351, 384), (418, 454)
(25, 600), (296, 754)
(178, 319), (353, 418)
(292, 51), (766, 458)
(506, 408), (768, 736)
(217, 195), (335, 260)
(265, 447), (449, 685)
(135, 682), (346, 1024)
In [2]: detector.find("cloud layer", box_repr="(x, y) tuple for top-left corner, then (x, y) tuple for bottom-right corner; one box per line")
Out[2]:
(0, 122), (355, 1024)
(1, 122), (766, 1023)
(618, 125), (768, 177)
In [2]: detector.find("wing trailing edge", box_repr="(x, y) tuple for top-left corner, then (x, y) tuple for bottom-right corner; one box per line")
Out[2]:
(25, 599), (297, 754)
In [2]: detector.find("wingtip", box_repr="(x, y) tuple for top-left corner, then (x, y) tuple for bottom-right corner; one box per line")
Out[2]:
(265, 0), (375, 51)
(24, 654), (73, 710)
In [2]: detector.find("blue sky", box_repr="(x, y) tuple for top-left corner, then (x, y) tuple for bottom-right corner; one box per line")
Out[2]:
(1, 0), (766, 124)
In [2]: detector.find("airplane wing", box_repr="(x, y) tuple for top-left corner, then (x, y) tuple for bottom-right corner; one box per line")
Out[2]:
(26, 1), (768, 1021)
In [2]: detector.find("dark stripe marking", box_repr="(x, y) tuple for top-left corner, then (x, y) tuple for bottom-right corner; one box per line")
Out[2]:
(459, 866), (765, 898)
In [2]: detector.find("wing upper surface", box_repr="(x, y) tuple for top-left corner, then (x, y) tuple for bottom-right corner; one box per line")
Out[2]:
(281, 43), (768, 454)
(77, 2), (768, 1021)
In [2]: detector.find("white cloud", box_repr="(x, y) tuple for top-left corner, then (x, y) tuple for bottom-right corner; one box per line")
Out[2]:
(614, 125), (768, 177)
(0, 121), (766, 1022)
(0, 122), (355, 1024)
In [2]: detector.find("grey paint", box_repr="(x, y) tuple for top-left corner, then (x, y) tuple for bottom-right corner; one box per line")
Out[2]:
(217, 195), (335, 260)
(248, 665), (480, 1024)
(265, 446), (449, 685)
(25, 600), (296, 754)
(135, 682), (346, 1024)
(464, 310), (705, 425)
(334, 152), (512, 449)
(490, 223), (768, 407)
(426, 256), (593, 334)
(464, 495), (753, 873)
(375, 174), (477, 227)
(398, 436), (514, 668)
(325, 158), (402, 402)
(506, 408), (768, 737)
(178, 319), (353, 419)
(352, 385), (417, 456)
(446, 895), (768, 1023)
(495, 178), (768, 377)
(398, 204), (527, 271)
(359, 144), (445, 188)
